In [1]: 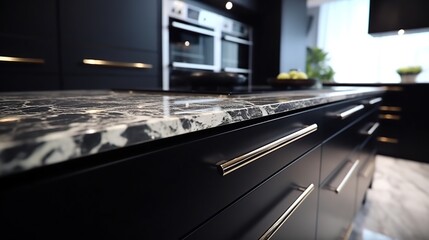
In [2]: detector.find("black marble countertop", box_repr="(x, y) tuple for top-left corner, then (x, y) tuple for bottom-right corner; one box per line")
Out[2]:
(0, 86), (383, 177)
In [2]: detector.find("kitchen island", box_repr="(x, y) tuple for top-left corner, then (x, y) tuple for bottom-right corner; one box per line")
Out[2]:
(0, 87), (384, 239)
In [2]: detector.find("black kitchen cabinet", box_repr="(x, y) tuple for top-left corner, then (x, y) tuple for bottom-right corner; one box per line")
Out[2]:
(0, 104), (325, 239)
(0, 0), (60, 91)
(325, 83), (429, 163)
(59, 0), (160, 90)
(317, 98), (380, 240)
(369, 0), (429, 36)
(184, 146), (320, 240)
(0, 92), (383, 240)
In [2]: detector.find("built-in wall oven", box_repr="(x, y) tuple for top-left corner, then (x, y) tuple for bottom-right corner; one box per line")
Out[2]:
(162, 0), (252, 90)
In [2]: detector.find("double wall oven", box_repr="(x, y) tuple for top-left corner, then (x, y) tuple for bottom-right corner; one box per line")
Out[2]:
(162, 0), (253, 90)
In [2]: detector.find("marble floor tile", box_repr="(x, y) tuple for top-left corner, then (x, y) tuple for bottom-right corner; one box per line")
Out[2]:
(350, 155), (429, 240)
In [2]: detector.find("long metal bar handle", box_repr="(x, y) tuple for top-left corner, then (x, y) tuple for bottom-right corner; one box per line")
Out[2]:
(0, 55), (44, 64)
(363, 122), (380, 136)
(368, 97), (382, 105)
(336, 105), (365, 119)
(259, 184), (315, 240)
(83, 59), (153, 69)
(334, 160), (360, 194)
(218, 124), (318, 176)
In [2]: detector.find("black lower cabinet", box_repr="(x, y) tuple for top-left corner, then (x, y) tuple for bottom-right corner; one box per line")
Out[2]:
(184, 146), (321, 240)
(0, 93), (383, 240)
(318, 108), (379, 240)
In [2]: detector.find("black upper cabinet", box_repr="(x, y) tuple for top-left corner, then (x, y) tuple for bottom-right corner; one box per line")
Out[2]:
(59, 0), (160, 90)
(0, 0), (60, 91)
(369, 0), (429, 36)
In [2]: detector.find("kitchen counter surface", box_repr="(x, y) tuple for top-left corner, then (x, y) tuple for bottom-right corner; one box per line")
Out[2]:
(0, 87), (383, 177)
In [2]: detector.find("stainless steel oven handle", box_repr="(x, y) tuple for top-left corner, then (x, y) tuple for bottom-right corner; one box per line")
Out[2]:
(0, 55), (44, 64)
(218, 124), (318, 176)
(223, 67), (250, 73)
(172, 62), (216, 71)
(223, 35), (252, 45)
(259, 183), (315, 240)
(83, 59), (153, 69)
(171, 21), (215, 36)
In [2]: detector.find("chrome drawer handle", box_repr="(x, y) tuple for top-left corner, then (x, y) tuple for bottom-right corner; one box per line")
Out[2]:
(361, 122), (380, 136)
(330, 160), (360, 194)
(335, 104), (365, 119)
(368, 97), (382, 105)
(218, 124), (318, 176)
(83, 59), (153, 69)
(259, 183), (315, 240)
(0, 55), (44, 64)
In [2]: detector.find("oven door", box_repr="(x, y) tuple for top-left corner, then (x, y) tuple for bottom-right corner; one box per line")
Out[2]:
(169, 20), (216, 71)
(221, 34), (251, 74)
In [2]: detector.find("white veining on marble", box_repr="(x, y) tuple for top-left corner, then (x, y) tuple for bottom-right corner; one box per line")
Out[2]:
(0, 87), (383, 176)
(351, 155), (429, 240)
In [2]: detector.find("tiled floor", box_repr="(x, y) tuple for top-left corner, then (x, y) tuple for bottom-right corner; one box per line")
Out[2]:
(350, 155), (429, 240)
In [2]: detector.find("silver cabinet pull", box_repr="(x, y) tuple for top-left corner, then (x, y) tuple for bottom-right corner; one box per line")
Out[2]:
(368, 97), (382, 105)
(0, 55), (44, 64)
(331, 160), (360, 194)
(218, 124), (318, 176)
(361, 122), (380, 136)
(83, 59), (153, 69)
(259, 183), (315, 240)
(335, 105), (365, 119)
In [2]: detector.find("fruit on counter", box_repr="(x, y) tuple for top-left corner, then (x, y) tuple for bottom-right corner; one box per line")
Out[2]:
(277, 72), (290, 79)
(277, 70), (308, 80)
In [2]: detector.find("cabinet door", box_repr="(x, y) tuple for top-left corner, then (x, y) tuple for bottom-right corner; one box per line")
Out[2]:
(59, 0), (160, 90)
(317, 153), (359, 240)
(0, 105), (324, 240)
(0, 0), (59, 91)
(184, 146), (321, 240)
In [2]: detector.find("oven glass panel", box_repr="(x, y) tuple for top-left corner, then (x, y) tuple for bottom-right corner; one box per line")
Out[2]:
(170, 28), (214, 65)
(221, 39), (249, 69)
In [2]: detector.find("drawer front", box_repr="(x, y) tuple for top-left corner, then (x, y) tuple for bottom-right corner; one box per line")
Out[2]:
(61, 46), (159, 77)
(63, 74), (159, 90)
(355, 136), (377, 212)
(0, 74), (59, 92)
(0, 0), (59, 74)
(323, 95), (382, 141)
(317, 151), (360, 240)
(321, 109), (377, 183)
(0, 106), (325, 239)
(184, 146), (321, 240)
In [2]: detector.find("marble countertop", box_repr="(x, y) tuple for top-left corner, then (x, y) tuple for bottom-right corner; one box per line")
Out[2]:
(0, 86), (383, 177)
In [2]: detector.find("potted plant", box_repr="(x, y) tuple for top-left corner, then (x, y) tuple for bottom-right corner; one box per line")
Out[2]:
(306, 47), (335, 83)
(396, 66), (422, 83)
